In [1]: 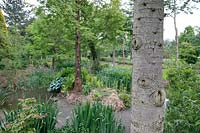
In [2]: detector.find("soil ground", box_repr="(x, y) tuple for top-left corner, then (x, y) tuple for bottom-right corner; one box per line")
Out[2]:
(56, 97), (131, 133)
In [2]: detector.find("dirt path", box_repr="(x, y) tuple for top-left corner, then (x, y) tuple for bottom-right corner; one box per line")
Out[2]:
(56, 97), (131, 133)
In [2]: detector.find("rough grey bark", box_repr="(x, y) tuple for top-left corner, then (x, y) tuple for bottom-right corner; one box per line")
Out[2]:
(131, 0), (166, 133)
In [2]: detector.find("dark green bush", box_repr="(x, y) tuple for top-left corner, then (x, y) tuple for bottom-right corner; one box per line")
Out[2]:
(164, 63), (200, 133)
(60, 102), (124, 133)
(0, 98), (58, 132)
(97, 66), (132, 92)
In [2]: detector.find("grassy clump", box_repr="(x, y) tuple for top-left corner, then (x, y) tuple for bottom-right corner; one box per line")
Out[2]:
(17, 68), (55, 90)
(59, 102), (124, 133)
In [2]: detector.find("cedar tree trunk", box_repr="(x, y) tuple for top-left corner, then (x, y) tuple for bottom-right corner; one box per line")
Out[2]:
(74, 0), (82, 92)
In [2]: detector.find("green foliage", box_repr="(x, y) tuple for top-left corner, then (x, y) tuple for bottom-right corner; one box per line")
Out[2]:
(179, 42), (198, 64)
(17, 68), (55, 90)
(0, 87), (12, 106)
(97, 66), (132, 92)
(60, 102), (124, 133)
(0, 9), (9, 64)
(0, 9), (7, 32)
(164, 63), (200, 133)
(0, 98), (58, 132)
(53, 66), (102, 93)
(48, 77), (64, 93)
(118, 90), (131, 108)
(1, 0), (33, 33)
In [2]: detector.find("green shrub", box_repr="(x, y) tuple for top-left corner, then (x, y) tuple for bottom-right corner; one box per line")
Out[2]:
(53, 67), (102, 93)
(97, 66), (132, 92)
(0, 98), (58, 132)
(164, 63), (200, 133)
(60, 102), (124, 133)
(179, 42), (198, 64)
(17, 68), (55, 90)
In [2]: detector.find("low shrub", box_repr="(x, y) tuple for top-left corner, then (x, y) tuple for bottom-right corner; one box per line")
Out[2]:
(0, 98), (58, 132)
(48, 77), (64, 93)
(97, 66), (132, 92)
(60, 102), (124, 133)
(50, 67), (102, 93)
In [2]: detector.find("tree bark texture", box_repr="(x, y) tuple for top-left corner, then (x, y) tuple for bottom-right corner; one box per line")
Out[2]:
(131, 0), (165, 133)
(74, 0), (82, 92)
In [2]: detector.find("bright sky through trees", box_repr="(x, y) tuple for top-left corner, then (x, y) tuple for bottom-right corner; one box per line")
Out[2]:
(19, 0), (200, 40)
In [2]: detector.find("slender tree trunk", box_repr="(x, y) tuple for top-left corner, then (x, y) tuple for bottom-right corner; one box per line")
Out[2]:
(122, 36), (126, 65)
(173, 0), (179, 66)
(89, 42), (99, 73)
(74, 0), (82, 92)
(112, 49), (116, 66)
(131, 0), (166, 133)
(52, 57), (55, 70)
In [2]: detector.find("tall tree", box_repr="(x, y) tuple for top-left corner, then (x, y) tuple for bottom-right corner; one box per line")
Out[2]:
(74, 0), (82, 92)
(131, 0), (165, 132)
(101, 0), (125, 66)
(1, 0), (32, 35)
(0, 8), (8, 63)
(164, 0), (200, 65)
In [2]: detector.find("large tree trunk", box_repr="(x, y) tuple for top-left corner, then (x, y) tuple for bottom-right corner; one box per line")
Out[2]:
(74, 0), (82, 92)
(173, 0), (179, 66)
(131, 1), (166, 133)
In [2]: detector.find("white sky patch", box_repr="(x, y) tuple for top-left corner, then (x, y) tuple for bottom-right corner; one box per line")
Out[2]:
(23, 0), (200, 40)
(164, 8), (200, 40)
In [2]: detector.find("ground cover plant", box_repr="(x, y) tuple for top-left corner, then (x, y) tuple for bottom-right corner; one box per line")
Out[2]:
(0, 98), (58, 132)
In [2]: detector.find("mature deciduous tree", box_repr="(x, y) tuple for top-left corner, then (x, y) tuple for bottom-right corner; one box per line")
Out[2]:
(131, 0), (165, 132)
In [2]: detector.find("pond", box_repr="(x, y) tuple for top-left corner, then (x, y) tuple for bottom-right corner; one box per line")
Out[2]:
(0, 88), (53, 111)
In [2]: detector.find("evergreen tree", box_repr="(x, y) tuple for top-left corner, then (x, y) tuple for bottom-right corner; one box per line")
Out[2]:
(0, 8), (8, 67)
(1, 0), (32, 35)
